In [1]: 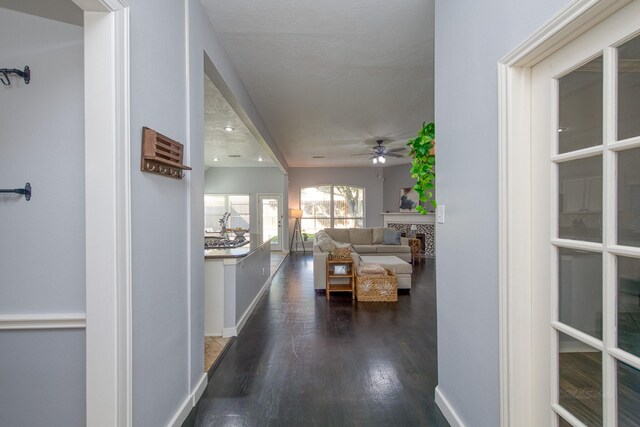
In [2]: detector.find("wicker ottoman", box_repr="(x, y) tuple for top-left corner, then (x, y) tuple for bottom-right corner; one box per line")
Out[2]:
(356, 268), (398, 302)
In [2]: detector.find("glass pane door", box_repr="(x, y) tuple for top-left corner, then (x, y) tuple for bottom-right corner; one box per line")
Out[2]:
(258, 194), (282, 251)
(532, 9), (640, 425)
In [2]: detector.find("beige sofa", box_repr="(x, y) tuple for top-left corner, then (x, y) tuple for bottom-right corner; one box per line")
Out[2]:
(313, 227), (412, 290)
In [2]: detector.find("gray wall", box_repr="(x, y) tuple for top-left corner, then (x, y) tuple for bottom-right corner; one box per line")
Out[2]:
(128, 0), (291, 425)
(288, 167), (385, 228)
(0, 8), (85, 426)
(382, 163), (436, 213)
(204, 167), (289, 244)
(434, 0), (568, 425)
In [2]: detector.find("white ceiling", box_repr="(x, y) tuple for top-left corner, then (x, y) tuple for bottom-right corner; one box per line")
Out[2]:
(201, 0), (434, 168)
(204, 75), (276, 168)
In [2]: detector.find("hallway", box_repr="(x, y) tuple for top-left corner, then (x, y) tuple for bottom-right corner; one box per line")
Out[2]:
(190, 254), (448, 426)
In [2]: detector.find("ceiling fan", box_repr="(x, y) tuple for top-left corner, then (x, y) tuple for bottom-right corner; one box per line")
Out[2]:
(351, 139), (406, 164)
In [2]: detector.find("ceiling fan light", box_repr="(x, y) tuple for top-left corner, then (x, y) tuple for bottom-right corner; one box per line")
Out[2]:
(372, 157), (378, 164)
(379, 156), (386, 164)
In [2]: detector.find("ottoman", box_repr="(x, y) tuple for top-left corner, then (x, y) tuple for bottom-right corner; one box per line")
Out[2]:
(359, 255), (412, 289)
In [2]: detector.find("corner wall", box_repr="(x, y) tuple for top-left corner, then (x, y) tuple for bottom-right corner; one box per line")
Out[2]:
(434, 0), (568, 425)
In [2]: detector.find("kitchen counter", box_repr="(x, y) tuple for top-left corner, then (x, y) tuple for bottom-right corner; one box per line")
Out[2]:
(204, 233), (267, 259)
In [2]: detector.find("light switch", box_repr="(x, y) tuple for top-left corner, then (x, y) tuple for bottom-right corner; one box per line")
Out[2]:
(437, 205), (445, 224)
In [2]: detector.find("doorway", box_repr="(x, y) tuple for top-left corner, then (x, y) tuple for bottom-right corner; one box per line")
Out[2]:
(258, 193), (283, 251)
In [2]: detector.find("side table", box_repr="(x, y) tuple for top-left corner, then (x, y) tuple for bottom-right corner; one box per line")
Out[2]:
(326, 258), (355, 300)
(409, 238), (422, 265)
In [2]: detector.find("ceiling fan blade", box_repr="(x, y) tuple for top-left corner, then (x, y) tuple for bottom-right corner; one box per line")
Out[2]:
(385, 153), (405, 158)
(385, 147), (406, 153)
(351, 153), (373, 156)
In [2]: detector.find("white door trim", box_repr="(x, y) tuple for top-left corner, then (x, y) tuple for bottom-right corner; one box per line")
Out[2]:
(497, 0), (630, 425)
(74, 1), (132, 426)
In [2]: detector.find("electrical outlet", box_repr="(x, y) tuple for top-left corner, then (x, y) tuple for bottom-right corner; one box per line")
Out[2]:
(437, 205), (445, 224)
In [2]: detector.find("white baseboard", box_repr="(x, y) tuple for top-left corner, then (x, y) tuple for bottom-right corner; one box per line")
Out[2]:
(222, 327), (236, 338)
(168, 373), (208, 427)
(0, 313), (86, 330)
(435, 386), (466, 427)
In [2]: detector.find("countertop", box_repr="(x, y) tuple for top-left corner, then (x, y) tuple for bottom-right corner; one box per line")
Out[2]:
(205, 233), (270, 259)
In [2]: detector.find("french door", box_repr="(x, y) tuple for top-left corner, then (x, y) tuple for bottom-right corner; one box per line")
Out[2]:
(531, 2), (640, 426)
(257, 194), (283, 251)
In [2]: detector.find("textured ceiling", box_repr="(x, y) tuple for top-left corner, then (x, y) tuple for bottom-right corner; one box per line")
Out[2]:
(201, 0), (434, 167)
(204, 75), (276, 168)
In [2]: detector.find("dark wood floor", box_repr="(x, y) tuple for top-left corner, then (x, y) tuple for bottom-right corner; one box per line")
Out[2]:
(188, 254), (449, 426)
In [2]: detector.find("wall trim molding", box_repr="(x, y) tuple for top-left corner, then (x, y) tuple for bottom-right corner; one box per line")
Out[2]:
(0, 314), (86, 330)
(435, 386), (465, 427)
(81, 4), (132, 426)
(168, 373), (208, 427)
(497, 0), (630, 425)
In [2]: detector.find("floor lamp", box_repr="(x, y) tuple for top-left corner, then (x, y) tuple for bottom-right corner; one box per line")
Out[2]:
(289, 208), (305, 254)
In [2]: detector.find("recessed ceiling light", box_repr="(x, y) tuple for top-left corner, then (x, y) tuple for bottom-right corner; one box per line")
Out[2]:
(258, 156), (263, 162)
(223, 126), (234, 132)
(558, 127), (567, 133)
(213, 157), (218, 162)
(228, 154), (241, 158)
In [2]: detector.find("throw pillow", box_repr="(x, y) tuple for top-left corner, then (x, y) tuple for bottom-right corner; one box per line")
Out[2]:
(383, 229), (402, 245)
(372, 227), (386, 244)
(332, 247), (352, 260)
(334, 241), (353, 250)
(316, 235), (335, 252)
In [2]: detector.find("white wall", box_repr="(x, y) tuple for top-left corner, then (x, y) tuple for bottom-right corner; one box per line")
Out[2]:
(0, 8), (85, 426)
(434, 1), (569, 425)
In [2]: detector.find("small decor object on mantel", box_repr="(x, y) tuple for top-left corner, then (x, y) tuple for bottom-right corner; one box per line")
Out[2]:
(407, 122), (436, 214)
(140, 127), (192, 179)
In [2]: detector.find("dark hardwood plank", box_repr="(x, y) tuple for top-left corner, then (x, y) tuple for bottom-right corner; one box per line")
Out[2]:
(189, 254), (449, 427)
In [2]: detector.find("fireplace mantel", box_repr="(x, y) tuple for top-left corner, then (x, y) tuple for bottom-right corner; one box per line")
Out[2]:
(381, 212), (435, 227)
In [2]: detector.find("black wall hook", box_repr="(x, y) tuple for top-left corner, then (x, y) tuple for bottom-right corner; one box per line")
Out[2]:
(0, 66), (30, 86)
(0, 183), (32, 201)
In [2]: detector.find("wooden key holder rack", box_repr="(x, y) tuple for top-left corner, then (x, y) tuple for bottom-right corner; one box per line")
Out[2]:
(140, 127), (191, 179)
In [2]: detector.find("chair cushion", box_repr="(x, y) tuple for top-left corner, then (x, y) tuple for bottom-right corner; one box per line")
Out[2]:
(352, 244), (378, 253)
(383, 230), (402, 245)
(349, 228), (373, 245)
(324, 228), (349, 243)
(372, 227), (386, 244)
(377, 245), (411, 253)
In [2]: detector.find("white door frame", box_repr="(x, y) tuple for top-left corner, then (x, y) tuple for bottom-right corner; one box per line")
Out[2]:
(257, 193), (284, 251)
(497, 0), (630, 425)
(73, 1), (132, 426)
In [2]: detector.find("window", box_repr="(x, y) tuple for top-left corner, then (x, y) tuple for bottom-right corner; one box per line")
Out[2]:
(300, 185), (364, 235)
(204, 194), (250, 232)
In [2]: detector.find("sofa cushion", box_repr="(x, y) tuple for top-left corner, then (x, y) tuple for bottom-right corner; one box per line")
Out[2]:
(377, 245), (411, 253)
(324, 228), (349, 243)
(349, 228), (373, 245)
(383, 229), (402, 245)
(352, 244), (378, 253)
(372, 227), (386, 244)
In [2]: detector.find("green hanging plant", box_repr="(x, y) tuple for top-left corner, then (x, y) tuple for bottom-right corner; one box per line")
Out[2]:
(407, 122), (436, 214)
